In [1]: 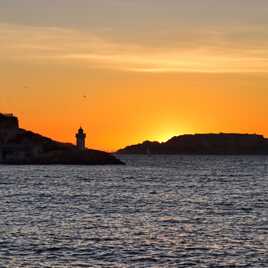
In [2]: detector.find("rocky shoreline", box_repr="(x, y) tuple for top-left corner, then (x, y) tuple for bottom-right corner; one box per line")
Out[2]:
(0, 114), (124, 165)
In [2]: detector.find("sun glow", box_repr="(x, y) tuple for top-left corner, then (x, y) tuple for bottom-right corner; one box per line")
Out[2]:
(152, 129), (187, 143)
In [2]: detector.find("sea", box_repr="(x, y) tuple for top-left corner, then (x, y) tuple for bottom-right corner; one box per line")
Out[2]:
(0, 155), (267, 267)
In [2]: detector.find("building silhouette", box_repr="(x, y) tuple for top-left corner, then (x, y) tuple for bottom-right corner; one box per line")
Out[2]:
(76, 127), (86, 150)
(0, 113), (123, 165)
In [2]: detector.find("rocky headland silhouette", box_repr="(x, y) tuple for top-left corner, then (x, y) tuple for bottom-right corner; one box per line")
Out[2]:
(117, 133), (268, 155)
(0, 114), (123, 165)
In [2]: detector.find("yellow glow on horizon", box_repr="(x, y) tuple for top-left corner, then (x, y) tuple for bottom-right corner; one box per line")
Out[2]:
(150, 127), (193, 143)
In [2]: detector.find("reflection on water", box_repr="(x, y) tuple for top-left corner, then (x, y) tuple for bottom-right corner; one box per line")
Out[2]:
(0, 155), (267, 267)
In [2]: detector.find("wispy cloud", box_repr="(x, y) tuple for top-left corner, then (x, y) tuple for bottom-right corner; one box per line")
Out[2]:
(1, 23), (268, 73)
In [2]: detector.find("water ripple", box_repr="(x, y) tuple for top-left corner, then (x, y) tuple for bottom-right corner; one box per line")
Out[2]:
(0, 155), (267, 267)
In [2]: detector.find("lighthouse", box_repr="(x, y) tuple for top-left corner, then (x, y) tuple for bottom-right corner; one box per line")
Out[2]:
(76, 127), (86, 150)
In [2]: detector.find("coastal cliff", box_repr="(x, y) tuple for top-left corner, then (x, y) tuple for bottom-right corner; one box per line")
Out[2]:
(117, 133), (268, 155)
(0, 114), (123, 165)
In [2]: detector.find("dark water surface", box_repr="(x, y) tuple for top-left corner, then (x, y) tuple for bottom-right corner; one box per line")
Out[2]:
(0, 155), (267, 267)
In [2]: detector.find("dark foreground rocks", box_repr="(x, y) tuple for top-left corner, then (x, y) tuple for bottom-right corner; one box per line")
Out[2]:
(0, 113), (124, 165)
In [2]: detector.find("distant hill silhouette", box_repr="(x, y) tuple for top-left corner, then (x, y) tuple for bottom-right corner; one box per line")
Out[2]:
(117, 133), (268, 155)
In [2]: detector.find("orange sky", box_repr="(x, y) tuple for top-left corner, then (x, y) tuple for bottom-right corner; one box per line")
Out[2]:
(1, 1), (268, 151)
(2, 65), (268, 151)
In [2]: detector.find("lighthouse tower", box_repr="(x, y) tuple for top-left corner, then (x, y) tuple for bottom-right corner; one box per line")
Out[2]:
(76, 127), (86, 150)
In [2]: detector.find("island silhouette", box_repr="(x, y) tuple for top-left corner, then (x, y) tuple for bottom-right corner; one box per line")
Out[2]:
(117, 133), (268, 155)
(0, 113), (123, 165)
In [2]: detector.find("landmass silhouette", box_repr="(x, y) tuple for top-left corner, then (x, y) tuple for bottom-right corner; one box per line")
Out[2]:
(117, 133), (268, 155)
(0, 113), (123, 165)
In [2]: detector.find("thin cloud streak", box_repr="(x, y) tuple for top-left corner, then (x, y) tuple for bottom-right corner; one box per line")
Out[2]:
(1, 23), (268, 73)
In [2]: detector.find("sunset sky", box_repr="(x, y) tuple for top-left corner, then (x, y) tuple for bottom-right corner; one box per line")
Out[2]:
(1, 0), (268, 151)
